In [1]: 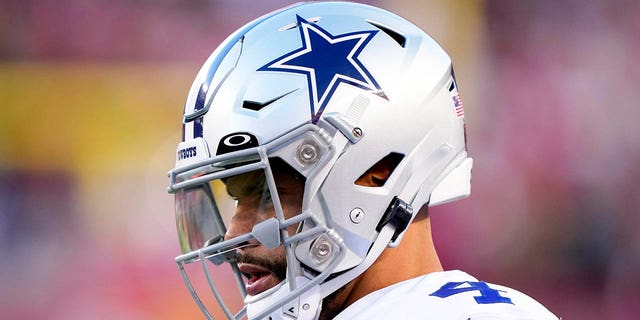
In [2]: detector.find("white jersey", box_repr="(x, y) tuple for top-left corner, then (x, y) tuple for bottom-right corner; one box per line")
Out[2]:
(333, 270), (558, 320)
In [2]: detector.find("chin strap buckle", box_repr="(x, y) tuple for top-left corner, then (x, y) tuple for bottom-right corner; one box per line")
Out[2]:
(376, 196), (413, 242)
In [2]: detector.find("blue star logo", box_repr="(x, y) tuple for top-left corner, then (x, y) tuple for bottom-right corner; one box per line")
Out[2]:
(258, 15), (386, 123)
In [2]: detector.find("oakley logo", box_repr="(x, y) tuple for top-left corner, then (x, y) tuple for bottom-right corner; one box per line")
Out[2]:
(223, 134), (252, 147)
(217, 132), (259, 155)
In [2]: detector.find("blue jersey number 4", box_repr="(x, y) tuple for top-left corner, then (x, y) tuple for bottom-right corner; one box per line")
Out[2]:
(430, 281), (513, 304)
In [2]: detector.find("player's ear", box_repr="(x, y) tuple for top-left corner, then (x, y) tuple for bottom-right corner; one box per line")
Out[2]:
(355, 152), (404, 187)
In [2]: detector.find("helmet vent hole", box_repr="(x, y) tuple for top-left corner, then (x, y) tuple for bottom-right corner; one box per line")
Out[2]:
(355, 152), (405, 187)
(366, 20), (406, 47)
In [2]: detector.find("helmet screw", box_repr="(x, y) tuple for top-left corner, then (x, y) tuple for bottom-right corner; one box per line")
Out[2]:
(310, 235), (333, 263)
(352, 127), (363, 138)
(302, 303), (310, 311)
(314, 242), (331, 257)
(297, 143), (318, 164)
(349, 207), (365, 224)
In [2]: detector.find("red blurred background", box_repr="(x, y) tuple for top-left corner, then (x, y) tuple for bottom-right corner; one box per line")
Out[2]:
(1, 1), (638, 319)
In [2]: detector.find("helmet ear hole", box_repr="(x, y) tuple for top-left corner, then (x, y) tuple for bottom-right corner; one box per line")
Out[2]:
(354, 152), (404, 187)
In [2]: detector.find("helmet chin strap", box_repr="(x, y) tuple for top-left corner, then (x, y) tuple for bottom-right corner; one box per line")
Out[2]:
(319, 224), (396, 300)
(244, 224), (396, 320)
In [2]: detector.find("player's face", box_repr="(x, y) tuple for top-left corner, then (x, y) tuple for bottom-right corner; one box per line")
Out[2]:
(223, 162), (304, 296)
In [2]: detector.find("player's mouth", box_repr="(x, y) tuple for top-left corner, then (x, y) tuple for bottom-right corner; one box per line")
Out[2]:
(238, 263), (282, 296)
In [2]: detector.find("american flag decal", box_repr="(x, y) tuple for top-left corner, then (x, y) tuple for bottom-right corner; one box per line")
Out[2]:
(453, 92), (464, 118)
(449, 79), (464, 118)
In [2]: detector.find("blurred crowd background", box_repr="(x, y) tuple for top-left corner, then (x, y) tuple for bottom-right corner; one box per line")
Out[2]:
(1, 0), (638, 319)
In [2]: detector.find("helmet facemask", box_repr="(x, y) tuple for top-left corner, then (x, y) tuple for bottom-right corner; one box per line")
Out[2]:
(170, 127), (348, 320)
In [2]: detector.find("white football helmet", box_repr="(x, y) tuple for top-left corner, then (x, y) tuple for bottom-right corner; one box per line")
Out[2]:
(168, 2), (472, 319)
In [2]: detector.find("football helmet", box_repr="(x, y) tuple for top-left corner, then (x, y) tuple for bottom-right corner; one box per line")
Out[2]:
(168, 2), (472, 319)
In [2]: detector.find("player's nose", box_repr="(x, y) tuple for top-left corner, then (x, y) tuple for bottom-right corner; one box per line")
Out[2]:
(224, 202), (259, 241)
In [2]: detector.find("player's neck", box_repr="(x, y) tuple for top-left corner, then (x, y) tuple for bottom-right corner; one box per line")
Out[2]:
(344, 210), (442, 306)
